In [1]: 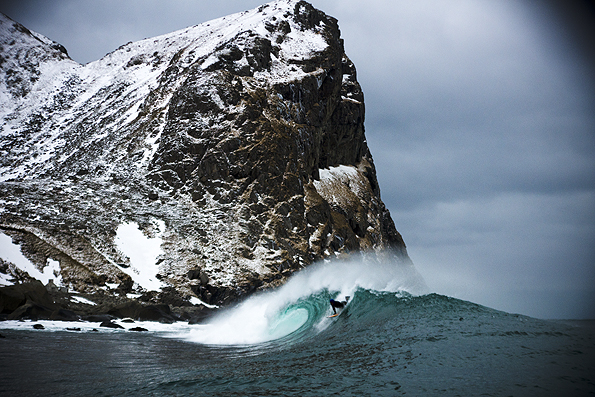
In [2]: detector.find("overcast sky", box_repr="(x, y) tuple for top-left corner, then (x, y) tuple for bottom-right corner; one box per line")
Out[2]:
(1, 0), (594, 319)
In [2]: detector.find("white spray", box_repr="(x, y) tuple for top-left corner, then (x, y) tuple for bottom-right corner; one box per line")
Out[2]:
(178, 255), (427, 346)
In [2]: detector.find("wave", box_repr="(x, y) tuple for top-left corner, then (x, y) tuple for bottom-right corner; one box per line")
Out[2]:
(177, 255), (427, 346)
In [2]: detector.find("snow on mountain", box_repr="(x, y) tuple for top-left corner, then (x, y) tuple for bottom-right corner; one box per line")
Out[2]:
(1, 1), (328, 182)
(0, 1), (416, 307)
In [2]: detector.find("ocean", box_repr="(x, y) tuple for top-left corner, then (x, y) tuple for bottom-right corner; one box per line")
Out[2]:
(1, 260), (594, 396)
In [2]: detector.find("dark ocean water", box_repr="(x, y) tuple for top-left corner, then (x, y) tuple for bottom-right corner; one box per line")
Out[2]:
(1, 262), (594, 396)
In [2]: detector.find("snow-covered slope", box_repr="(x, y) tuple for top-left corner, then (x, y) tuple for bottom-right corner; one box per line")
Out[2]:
(1, 1), (326, 181)
(0, 1), (414, 306)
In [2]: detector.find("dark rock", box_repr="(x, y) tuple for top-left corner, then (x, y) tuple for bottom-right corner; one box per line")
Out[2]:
(32, 323), (44, 330)
(0, 281), (56, 314)
(100, 320), (124, 329)
(8, 302), (54, 320)
(50, 308), (79, 321)
(158, 287), (190, 307)
(107, 301), (143, 319)
(82, 314), (115, 323)
(139, 291), (159, 303)
(187, 268), (201, 280)
(199, 272), (209, 286)
(45, 279), (59, 293)
(116, 276), (134, 295)
(66, 327), (81, 331)
(106, 300), (177, 323)
(138, 304), (176, 322)
(129, 327), (148, 332)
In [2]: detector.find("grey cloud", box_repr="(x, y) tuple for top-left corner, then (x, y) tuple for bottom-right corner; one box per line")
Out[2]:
(1, 0), (593, 318)
(322, 0), (595, 318)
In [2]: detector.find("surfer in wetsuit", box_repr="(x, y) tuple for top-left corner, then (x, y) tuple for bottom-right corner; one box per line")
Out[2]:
(329, 296), (350, 314)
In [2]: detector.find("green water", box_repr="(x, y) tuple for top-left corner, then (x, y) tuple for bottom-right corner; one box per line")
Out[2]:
(1, 290), (594, 396)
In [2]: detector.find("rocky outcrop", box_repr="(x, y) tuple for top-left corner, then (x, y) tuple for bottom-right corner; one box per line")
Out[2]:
(0, 280), (57, 315)
(0, 1), (413, 307)
(0, 281), (212, 323)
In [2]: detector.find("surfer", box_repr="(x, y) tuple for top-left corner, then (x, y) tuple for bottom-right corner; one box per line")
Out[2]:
(329, 296), (350, 314)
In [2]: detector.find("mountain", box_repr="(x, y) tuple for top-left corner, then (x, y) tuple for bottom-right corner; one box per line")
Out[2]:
(0, 0), (417, 310)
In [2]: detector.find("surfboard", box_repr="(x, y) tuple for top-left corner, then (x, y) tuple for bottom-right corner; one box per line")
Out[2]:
(327, 313), (340, 318)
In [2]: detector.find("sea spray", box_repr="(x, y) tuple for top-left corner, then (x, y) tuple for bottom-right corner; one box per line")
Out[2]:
(179, 255), (427, 345)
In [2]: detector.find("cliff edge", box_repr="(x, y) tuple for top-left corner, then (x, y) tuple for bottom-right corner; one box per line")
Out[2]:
(0, 1), (414, 309)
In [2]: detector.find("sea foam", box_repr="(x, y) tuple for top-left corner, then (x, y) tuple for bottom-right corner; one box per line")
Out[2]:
(178, 256), (427, 345)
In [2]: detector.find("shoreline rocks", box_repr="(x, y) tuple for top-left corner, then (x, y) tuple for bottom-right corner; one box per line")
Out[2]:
(0, 281), (216, 325)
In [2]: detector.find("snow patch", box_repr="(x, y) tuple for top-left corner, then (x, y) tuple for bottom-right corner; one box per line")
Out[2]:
(0, 232), (62, 286)
(71, 295), (97, 306)
(114, 220), (165, 292)
(341, 95), (361, 104)
(43, 259), (63, 286)
(190, 296), (219, 309)
(317, 165), (358, 182)
(0, 272), (12, 286)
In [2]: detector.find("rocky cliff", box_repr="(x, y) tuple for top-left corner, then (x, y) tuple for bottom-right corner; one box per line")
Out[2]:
(0, 0), (413, 310)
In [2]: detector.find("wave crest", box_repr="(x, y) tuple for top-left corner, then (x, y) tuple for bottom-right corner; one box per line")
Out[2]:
(178, 256), (427, 346)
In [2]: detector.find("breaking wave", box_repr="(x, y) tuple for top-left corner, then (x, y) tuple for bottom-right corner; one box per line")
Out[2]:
(177, 256), (427, 346)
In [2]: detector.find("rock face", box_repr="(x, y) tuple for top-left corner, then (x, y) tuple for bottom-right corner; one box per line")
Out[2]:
(0, 1), (412, 306)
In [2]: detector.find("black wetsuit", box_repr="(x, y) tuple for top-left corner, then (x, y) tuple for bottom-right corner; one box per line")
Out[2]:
(330, 299), (346, 314)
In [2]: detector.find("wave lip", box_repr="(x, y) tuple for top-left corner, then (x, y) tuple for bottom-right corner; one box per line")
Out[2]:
(177, 256), (426, 346)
